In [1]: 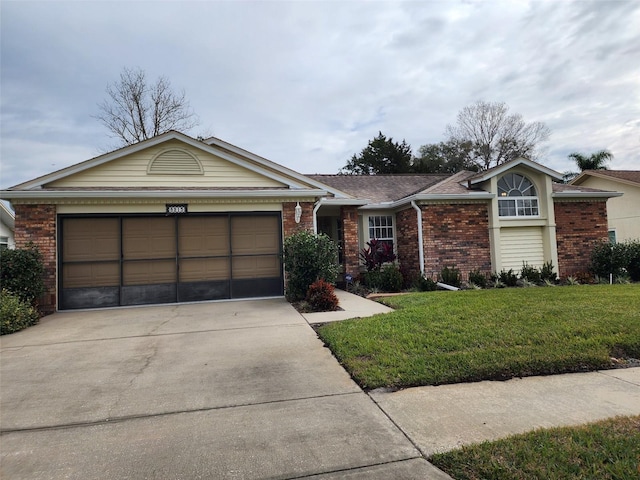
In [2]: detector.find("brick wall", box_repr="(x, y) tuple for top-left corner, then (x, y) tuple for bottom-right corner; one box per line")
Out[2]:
(554, 200), (608, 277)
(282, 201), (314, 237)
(396, 207), (420, 279)
(421, 203), (492, 279)
(13, 204), (57, 314)
(340, 205), (359, 278)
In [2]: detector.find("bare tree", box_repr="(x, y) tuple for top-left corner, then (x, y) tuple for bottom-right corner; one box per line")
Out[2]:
(445, 101), (551, 170)
(96, 67), (199, 146)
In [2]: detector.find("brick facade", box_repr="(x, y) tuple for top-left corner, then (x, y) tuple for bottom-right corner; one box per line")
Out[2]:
(396, 207), (420, 280)
(340, 205), (360, 278)
(554, 200), (609, 277)
(13, 204), (57, 314)
(420, 202), (492, 279)
(282, 201), (314, 237)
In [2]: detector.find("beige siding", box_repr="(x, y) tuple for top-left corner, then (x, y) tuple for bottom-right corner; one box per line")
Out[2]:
(578, 176), (640, 242)
(500, 227), (544, 272)
(47, 140), (286, 188)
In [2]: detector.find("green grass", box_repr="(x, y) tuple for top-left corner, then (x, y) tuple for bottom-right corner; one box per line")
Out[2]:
(316, 285), (640, 389)
(429, 415), (640, 480)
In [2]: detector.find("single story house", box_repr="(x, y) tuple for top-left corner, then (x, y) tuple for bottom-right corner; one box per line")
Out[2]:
(570, 170), (640, 243)
(1, 131), (621, 312)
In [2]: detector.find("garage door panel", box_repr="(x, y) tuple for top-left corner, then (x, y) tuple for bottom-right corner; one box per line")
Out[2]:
(179, 217), (229, 256)
(121, 284), (177, 306)
(63, 218), (119, 262)
(63, 262), (120, 288)
(123, 218), (175, 259)
(231, 216), (279, 254)
(123, 260), (176, 286)
(232, 255), (280, 279)
(179, 258), (230, 282)
(60, 287), (120, 309)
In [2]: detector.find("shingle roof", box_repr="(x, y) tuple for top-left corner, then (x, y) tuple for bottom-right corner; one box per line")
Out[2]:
(551, 183), (612, 193)
(580, 170), (640, 186)
(306, 174), (451, 203)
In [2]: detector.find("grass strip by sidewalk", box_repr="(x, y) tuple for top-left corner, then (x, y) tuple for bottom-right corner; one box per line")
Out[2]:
(316, 285), (640, 389)
(429, 415), (640, 480)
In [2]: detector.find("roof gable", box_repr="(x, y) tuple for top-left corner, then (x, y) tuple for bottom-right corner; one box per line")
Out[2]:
(8, 131), (324, 192)
(468, 157), (563, 186)
(571, 170), (640, 188)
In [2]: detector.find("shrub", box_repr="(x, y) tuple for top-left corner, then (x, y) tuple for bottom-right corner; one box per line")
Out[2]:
(590, 239), (640, 282)
(415, 275), (438, 291)
(360, 239), (396, 272)
(363, 270), (383, 290)
(306, 279), (339, 312)
(283, 231), (339, 302)
(439, 265), (461, 287)
(468, 269), (487, 288)
(520, 262), (541, 284)
(380, 263), (403, 292)
(540, 261), (557, 283)
(1, 289), (40, 335)
(0, 244), (45, 305)
(496, 269), (518, 287)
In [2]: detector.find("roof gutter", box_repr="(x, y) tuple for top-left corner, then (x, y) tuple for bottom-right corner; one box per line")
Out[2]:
(411, 200), (425, 276)
(312, 198), (368, 233)
(551, 192), (623, 199)
(0, 189), (328, 201)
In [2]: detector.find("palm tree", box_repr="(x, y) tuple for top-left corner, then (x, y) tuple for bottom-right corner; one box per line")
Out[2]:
(563, 150), (613, 182)
(569, 150), (613, 171)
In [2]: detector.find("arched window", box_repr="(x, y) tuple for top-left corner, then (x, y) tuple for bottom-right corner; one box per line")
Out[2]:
(497, 173), (539, 217)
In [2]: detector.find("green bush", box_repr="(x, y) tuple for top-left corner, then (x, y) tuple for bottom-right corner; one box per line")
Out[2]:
(520, 262), (541, 284)
(306, 279), (339, 312)
(468, 269), (487, 288)
(380, 264), (403, 292)
(439, 265), (461, 287)
(1, 289), (40, 335)
(415, 275), (438, 291)
(495, 269), (518, 287)
(540, 261), (557, 283)
(0, 244), (45, 305)
(363, 270), (383, 290)
(283, 230), (339, 302)
(590, 240), (640, 281)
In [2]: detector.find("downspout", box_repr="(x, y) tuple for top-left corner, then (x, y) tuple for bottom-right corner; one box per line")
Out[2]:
(312, 198), (325, 234)
(411, 200), (425, 276)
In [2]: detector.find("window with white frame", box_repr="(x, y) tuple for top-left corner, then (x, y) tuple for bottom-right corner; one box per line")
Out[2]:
(368, 215), (394, 245)
(0, 236), (8, 250)
(497, 173), (539, 217)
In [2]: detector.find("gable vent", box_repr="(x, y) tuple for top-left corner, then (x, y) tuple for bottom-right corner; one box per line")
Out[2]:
(148, 149), (204, 175)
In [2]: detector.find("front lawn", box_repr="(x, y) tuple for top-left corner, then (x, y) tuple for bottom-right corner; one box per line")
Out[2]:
(316, 285), (640, 389)
(429, 415), (640, 480)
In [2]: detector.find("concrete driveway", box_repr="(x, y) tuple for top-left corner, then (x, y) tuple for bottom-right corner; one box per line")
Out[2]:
(0, 299), (448, 479)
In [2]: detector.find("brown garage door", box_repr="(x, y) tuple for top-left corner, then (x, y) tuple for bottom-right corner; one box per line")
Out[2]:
(60, 214), (283, 309)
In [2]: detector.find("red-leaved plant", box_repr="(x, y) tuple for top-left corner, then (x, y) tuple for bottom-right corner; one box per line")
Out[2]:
(359, 239), (396, 272)
(306, 279), (339, 312)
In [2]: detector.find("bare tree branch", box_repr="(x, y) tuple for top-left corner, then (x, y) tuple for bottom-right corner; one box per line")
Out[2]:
(445, 101), (550, 170)
(95, 67), (199, 146)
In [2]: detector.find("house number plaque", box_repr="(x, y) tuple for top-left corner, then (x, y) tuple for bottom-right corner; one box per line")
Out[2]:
(166, 204), (188, 215)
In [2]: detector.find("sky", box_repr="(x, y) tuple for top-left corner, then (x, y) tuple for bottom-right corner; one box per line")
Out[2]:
(1, 0), (639, 190)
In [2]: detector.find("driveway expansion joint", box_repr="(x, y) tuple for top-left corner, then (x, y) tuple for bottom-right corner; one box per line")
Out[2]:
(0, 391), (363, 435)
(281, 456), (427, 480)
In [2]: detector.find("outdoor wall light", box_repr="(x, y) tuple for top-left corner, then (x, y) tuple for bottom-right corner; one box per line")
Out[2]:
(294, 202), (302, 223)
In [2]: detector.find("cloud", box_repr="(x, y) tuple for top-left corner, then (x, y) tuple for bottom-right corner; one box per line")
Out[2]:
(1, 0), (639, 189)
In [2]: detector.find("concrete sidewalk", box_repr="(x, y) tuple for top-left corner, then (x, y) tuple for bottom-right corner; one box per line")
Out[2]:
(302, 289), (393, 324)
(371, 367), (640, 456)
